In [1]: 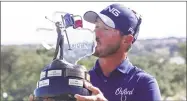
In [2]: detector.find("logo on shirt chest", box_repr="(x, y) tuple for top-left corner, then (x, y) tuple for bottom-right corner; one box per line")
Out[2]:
(115, 87), (134, 101)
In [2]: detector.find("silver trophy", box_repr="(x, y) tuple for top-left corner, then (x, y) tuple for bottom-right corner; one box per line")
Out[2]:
(36, 11), (96, 64)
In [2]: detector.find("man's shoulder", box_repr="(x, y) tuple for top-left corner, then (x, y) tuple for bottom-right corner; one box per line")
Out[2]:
(136, 67), (154, 77)
(129, 66), (156, 83)
(88, 67), (96, 74)
(131, 66), (162, 100)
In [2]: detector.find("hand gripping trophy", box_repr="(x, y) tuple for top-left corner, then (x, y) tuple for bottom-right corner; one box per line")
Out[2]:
(33, 11), (96, 101)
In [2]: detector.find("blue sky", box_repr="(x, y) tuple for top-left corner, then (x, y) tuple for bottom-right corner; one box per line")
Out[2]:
(1, 2), (186, 45)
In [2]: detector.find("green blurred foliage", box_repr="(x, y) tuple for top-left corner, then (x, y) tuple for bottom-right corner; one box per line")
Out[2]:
(179, 42), (186, 62)
(0, 43), (186, 100)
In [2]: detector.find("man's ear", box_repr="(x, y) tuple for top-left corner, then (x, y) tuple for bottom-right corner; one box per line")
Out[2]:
(122, 34), (134, 44)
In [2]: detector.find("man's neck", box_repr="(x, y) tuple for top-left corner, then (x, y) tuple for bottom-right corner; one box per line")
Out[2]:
(98, 52), (127, 77)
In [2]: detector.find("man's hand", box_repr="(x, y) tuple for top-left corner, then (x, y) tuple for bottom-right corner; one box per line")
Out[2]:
(74, 81), (107, 101)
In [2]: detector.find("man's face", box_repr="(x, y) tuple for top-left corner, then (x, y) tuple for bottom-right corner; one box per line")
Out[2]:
(92, 18), (123, 57)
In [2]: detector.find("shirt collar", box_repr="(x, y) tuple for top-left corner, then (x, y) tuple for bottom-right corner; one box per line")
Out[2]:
(116, 57), (133, 74)
(93, 57), (133, 75)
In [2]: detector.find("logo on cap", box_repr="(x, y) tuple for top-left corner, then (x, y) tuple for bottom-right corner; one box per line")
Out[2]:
(104, 6), (121, 17)
(128, 27), (135, 34)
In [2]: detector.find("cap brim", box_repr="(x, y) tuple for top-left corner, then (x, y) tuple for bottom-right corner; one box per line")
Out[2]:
(83, 11), (98, 24)
(83, 11), (115, 28)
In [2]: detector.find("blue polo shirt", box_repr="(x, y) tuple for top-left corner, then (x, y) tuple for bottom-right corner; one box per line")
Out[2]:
(89, 58), (161, 101)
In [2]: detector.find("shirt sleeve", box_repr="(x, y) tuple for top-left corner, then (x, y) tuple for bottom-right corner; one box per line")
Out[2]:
(136, 73), (162, 101)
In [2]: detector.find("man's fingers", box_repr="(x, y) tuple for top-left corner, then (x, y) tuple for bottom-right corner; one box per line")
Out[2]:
(84, 81), (100, 95)
(75, 94), (97, 101)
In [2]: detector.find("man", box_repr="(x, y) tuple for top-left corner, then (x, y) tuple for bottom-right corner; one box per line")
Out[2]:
(74, 3), (161, 101)
(30, 3), (161, 101)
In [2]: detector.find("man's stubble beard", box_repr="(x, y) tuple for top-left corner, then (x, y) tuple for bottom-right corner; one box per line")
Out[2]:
(92, 42), (121, 58)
